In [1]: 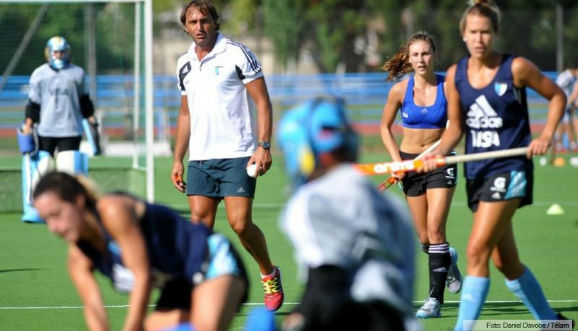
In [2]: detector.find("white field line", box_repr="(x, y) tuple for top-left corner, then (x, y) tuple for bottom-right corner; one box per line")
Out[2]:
(1, 300), (577, 310)
(169, 200), (577, 211)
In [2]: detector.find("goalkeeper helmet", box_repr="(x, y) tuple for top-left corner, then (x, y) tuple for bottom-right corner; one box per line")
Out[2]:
(277, 96), (359, 187)
(45, 36), (70, 70)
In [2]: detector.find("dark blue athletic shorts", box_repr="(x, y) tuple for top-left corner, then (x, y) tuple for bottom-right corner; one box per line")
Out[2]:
(154, 233), (248, 311)
(186, 156), (256, 198)
(466, 170), (533, 212)
(399, 151), (457, 197)
(38, 135), (82, 156)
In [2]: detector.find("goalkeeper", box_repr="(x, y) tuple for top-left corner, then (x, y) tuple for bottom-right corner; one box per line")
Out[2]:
(21, 36), (100, 156)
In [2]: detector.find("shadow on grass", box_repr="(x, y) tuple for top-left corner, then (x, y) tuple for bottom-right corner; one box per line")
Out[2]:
(0, 268), (42, 274)
(553, 304), (578, 314)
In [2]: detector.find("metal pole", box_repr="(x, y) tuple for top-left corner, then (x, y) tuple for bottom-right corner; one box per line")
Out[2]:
(133, 2), (141, 168)
(144, 0), (155, 202)
(84, 4), (97, 101)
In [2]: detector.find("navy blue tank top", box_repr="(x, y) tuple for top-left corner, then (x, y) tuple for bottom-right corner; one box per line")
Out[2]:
(77, 198), (210, 291)
(401, 74), (448, 129)
(455, 54), (533, 179)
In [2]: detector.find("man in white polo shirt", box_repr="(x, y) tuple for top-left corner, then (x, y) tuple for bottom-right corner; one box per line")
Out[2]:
(171, 0), (283, 311)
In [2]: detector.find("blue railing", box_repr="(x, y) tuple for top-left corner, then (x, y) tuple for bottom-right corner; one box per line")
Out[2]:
(0, 72), (555, 131)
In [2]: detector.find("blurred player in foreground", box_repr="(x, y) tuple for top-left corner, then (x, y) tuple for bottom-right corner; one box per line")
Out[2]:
(419, 1), (569, 330)
(33, 171), (247, 331)
(171, 0), (283, 310)
(380, 31), (462, 318)
(277, 97), (417, 331)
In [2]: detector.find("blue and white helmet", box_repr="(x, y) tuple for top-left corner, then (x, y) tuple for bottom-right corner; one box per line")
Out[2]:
(45, 36), (70, 70)
(277, 96), (359, 187)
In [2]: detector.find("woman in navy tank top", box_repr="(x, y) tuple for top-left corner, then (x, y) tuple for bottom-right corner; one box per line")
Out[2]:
(32, 171), (247, 331)
(380, 31), (462, 319)
(421, 1), (568, 330)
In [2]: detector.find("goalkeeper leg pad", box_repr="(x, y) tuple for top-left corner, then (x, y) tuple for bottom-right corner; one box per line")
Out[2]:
(21, 151), (54, 223)
(56, 150), (89, 175)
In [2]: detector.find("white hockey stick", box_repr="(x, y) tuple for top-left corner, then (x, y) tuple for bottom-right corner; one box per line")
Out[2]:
(357, 147), (528, 176)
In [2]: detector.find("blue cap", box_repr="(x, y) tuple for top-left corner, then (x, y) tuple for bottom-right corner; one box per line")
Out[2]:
(277, 96), (358, 187)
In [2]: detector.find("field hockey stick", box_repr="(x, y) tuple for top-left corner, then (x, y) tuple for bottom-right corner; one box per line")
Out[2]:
(377, 140), (442, 191)
(356, 147), (528, 176)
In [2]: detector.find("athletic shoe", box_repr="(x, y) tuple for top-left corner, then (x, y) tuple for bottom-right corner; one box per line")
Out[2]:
(416, 297), (441, 318)
(261, 266), (284, 311)
(446, 247), (462, 293)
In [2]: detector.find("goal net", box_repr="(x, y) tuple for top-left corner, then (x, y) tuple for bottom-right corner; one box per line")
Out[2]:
(0, 0), (156, 203)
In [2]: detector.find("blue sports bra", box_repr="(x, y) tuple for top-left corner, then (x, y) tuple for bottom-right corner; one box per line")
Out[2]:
(400, 74), (447, 129)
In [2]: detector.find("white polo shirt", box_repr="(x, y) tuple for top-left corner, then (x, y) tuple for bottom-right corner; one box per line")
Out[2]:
(176, 33), (263, 161)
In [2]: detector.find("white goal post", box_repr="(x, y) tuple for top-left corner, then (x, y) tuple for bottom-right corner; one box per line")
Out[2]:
(0, 0), (155, 202)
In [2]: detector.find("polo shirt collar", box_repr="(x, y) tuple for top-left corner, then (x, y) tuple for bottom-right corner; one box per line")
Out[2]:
(188, 33), (226, 62)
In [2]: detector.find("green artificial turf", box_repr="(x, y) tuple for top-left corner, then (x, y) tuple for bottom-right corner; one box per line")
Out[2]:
(0, 153), (576, 330)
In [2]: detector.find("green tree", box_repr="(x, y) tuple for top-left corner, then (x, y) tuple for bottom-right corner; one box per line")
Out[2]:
(262, 0), (303, 69)
(260, 0), (578, 73)
(263, 0), (393, 73)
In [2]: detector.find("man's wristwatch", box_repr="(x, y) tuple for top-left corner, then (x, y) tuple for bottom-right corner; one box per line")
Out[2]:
(258, 141), (271, 150)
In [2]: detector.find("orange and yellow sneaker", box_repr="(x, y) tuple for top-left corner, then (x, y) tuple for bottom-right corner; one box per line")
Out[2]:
(261, 266), (284, 311)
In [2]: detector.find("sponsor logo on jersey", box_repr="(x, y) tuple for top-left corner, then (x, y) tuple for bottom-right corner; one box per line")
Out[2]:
(490, 176), (506, 199)
(466, 95), (502, 148)
(446, 168), (456, 185)
(466, 95), (502, 129)
(494, 82), (508, 96)
(214, 65), (223, 75)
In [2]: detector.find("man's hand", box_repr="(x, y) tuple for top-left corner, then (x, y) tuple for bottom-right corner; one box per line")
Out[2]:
(247, 147), (272, 177)
(171, 162), (186, 192)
